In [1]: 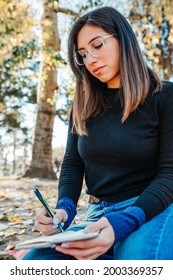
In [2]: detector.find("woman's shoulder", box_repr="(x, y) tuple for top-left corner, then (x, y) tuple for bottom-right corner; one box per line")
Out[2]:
(152, 81), (173, 113)
(149, 81), (173, 102)
(144, 81), (173, 114)
(161, 81), (173, 93)
(157, 81), (173, 95)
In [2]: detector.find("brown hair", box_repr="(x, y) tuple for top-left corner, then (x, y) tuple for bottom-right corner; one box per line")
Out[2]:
(68, 6), (163, 135)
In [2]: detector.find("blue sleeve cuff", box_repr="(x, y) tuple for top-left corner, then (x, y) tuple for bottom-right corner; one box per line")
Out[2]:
(105, 206), (146, 243)
(56, 197), (77, 229)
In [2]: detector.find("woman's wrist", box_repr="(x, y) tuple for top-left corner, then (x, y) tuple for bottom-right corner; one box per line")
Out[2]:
(56, 197), (77, 229)
(105, 206), (146, 243)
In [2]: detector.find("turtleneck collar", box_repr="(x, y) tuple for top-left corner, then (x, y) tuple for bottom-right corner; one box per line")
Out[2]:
(106, 87), (121, 103)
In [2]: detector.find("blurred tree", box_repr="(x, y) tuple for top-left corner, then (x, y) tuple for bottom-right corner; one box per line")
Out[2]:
(0, 0), (35, 61)
(129, 0), (173, 80)
(25, 0), (103, 179)
(0, 0), (38, 174)
(24, 0), (60, 179)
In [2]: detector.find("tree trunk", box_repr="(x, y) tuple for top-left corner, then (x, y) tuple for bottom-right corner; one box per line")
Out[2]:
(12, 129), (16, 174)
(24, 0), (59, 179)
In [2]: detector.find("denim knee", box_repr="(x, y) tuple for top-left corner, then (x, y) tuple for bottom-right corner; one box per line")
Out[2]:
(113, 204), (173, 260)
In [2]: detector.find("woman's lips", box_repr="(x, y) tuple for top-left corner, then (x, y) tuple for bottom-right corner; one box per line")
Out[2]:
(93, 66), (105, 75)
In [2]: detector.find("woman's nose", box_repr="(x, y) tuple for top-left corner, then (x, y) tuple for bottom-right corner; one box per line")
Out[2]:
(85, 52), (97, 65)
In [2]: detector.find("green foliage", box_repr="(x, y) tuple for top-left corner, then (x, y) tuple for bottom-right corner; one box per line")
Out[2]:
(0, 0), (35, 62)
(12, 40), (37, 61)
(0, 42), (38, 126)
(0, 0), (38, 127)
(78, 0), (103, 12)
(0, 0), (39, 174)
(56, 86), (74, 124)
(129, 0), (173, 79)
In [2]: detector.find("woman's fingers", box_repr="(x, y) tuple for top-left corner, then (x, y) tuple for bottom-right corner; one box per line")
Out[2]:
(53, 209), (68, 223)
(55, 218), (115, 259)
(56, 243), (101, 260)
(84, 217), (113, 234)
(34, 208), (67, 235)
(36, 209), (53, 224)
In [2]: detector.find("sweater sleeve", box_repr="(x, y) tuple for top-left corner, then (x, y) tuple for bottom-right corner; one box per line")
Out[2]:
(105, 206), (146, 243)
(56, 197), (77, 229)
(58, 113), (85, 205)
(133, 84), (173, 220)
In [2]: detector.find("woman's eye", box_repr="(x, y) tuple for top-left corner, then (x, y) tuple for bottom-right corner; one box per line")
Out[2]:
(92, 39), (103, 49)
(78, 51), (86, 58)
(94, 42), (103, 49)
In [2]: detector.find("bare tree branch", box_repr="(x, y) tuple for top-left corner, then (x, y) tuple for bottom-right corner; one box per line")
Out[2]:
(54, 7), (80, 17)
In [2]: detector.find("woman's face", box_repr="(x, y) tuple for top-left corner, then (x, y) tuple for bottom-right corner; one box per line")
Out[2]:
(77, 24), (121, 88)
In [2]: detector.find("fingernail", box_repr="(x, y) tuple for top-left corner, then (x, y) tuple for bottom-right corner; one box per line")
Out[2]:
(53, 217), (60, 225)
(61, 243), (69, 248)
(52, 225), (58, 229)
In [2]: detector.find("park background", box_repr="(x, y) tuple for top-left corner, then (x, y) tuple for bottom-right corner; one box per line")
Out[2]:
(0, 0), (173, 257)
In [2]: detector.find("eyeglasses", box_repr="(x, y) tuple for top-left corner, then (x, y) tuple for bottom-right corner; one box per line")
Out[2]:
(74, 34), (114, 66)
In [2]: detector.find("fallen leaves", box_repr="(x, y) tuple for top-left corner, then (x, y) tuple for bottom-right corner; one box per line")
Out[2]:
(0, 224), (8, 231)
(0, 178), (56, 251)
(4, 228), (25, 238)
(0, 177), (87, 253)
(8, 215), (24, 224)
(0, 214), (8, 221)
(5, 241), (16, 251)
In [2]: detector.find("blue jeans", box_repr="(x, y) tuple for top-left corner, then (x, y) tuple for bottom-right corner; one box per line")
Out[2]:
(23, 196), (173, 260)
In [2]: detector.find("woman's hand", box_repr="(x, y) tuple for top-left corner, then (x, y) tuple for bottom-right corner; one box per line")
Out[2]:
(55, 217), (115, 259)
(34, 208), (68, 236)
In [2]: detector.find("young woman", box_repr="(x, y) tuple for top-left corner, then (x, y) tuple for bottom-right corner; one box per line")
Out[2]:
(24, 6), (173, 260)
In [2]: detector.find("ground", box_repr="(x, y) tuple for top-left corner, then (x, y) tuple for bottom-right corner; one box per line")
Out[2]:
(0, 176), (88, 256)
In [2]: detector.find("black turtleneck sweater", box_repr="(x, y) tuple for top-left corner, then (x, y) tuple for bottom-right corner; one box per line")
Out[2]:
(58, 81), (173, 222)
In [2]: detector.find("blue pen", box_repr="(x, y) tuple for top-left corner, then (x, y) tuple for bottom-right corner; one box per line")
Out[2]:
(34, 187), (64, 232)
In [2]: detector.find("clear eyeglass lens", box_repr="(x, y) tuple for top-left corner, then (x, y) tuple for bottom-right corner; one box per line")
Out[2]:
(75, 52), (85, 65)
(75, 35), (111, 65)
(90, 38), (104, 55)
